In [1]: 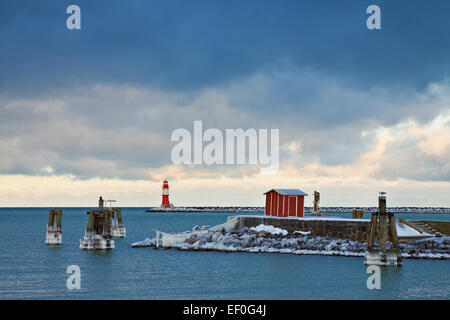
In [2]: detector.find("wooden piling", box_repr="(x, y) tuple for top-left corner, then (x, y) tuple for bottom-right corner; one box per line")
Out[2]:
(367, 212), (378, 251)
(365, 192), (402, 266)
(48, 209), (55, 227)
(46, 209), (62, 245)
(56, 210), (62, 230)
(378, 212), (388, 253)
(388, 212), (400, 252)
(352, 209), (364, 219)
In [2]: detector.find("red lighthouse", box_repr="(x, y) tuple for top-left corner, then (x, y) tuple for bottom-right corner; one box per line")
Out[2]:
(161, 180), (170, 207)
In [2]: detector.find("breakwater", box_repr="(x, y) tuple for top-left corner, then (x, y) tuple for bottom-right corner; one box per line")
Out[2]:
(304, 207), (450, 214)
(229, 215), (444, 241)
(146, 206), (450, 214)
(231, 215), (371, 241)
(133, 215), (450, 259)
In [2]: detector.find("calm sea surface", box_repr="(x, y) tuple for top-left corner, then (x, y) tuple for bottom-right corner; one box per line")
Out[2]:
(0, 208), (449, 300)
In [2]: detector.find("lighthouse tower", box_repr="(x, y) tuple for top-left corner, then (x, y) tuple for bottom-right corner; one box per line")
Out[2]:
(161, 180), (170, 207)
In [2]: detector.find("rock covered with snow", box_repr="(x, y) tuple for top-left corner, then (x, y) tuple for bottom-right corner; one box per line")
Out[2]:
(250, 224), (288, 236)
(131, 238), (156, 247)
(294, 230), (311, 235)
(132, 225), (449, 260)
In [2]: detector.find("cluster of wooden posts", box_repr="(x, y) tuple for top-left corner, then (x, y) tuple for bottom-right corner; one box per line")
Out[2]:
(45, 197), (126, 250)
(365, 193), (402, 266)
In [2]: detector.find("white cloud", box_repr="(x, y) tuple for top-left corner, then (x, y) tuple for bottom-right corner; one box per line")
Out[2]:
(1, 71), (450, 205)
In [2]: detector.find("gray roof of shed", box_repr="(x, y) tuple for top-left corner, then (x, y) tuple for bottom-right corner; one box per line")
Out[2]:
(264, 189), (308, 196)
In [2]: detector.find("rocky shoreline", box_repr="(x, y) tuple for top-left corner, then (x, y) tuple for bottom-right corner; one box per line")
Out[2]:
(132, 225), (450, 260)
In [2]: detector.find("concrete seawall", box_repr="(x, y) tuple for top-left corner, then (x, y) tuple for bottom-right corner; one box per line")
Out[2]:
(229, 215), (436, 242)
(230, 216), (370, 241)
(418, 221), (450, 236)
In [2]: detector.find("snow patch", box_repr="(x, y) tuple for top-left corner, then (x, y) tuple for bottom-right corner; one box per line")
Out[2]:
(131, 238), (155, 247)
(396, 223), (431, 237)
(250, 224), (288, 236)
(294, 230), (311, 235)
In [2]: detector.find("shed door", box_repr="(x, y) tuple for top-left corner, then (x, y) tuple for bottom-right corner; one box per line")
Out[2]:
(297, 196), (304, 217)
(271, 192), (277, 216)
(288, 197), (297, 216)
(283, 195), (289, 217)
(265, 193), (271, 216)
(277, 193), (283, 217)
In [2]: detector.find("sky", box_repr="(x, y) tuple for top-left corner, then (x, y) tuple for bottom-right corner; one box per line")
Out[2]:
(1, 0), (450, 207)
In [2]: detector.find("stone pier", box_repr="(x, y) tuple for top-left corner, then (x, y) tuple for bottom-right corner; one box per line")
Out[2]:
(229, 215), (370, 241)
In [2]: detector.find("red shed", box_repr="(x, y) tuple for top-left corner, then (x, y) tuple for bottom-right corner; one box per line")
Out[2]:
(264, 189), (308, 218)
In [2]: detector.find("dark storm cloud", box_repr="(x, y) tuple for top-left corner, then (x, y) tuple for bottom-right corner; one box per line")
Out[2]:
(1, 0), (450, 95)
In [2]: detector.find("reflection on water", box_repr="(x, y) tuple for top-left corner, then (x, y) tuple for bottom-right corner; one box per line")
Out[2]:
(378, 265), (404, 298)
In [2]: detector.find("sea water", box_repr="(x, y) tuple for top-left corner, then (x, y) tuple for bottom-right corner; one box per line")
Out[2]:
(0, 208), (448, 299)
